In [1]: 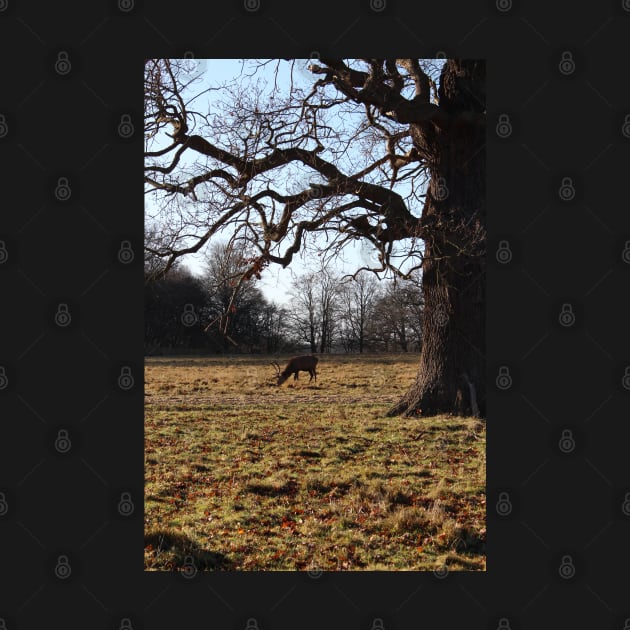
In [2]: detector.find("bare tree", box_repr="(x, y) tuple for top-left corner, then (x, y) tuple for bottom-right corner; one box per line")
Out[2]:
(287, 271), (319, 353)
(286, 265), (339, 353)
(371, 278), (423, 353)
(338, 273), (379, 353)
(259, 302), (288, 353)
(144, 58), (485, 417)
(317, 266), (340, 354)
(200, 240), (268, 351)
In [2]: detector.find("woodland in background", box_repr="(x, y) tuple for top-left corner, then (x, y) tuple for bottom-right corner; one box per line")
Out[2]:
(144, 242), (423, 356)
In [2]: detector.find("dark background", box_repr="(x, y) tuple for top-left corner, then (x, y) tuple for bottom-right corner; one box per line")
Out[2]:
(1, 0), (629, 628)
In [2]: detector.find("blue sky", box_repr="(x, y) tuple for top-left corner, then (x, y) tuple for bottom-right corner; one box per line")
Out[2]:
(145, 59), (439, 304)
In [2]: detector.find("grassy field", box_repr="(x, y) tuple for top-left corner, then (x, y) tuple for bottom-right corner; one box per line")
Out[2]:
(144, 354), (486, 571)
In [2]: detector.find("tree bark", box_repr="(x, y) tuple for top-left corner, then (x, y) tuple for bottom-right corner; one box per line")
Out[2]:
(388, 60), (485, 418)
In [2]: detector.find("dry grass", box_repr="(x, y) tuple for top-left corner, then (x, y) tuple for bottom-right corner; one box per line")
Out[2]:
(144, 354), (486, 571)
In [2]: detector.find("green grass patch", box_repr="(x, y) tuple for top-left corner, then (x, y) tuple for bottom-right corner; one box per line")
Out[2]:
(145, 354), (486, 571)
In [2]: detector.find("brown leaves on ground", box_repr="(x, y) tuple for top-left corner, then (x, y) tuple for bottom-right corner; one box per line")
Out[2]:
(145, 354), (485, 571)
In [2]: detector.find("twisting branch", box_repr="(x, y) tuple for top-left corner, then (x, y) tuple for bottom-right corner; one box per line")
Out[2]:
(144, 59), (450, 290)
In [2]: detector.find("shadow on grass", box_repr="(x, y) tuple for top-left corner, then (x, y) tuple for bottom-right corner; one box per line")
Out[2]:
(145, 529), (235, 570)
(294, 449), (322, 458)
(245, 480), (299, 496)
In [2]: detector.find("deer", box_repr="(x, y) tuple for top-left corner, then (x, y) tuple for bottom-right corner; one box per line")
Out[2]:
(271, 355), (318, 386)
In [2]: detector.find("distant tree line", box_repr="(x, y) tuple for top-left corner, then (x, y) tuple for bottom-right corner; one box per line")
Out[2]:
(144, 242), (423, 356)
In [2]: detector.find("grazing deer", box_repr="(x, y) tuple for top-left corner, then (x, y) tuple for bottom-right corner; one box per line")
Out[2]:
(271, 355), (318, 386)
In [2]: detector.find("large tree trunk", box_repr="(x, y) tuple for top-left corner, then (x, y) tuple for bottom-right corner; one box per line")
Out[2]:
(388, 60), (485, 418)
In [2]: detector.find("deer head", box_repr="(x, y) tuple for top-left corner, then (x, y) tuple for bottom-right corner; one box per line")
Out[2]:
(271, 360), (291, 385)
